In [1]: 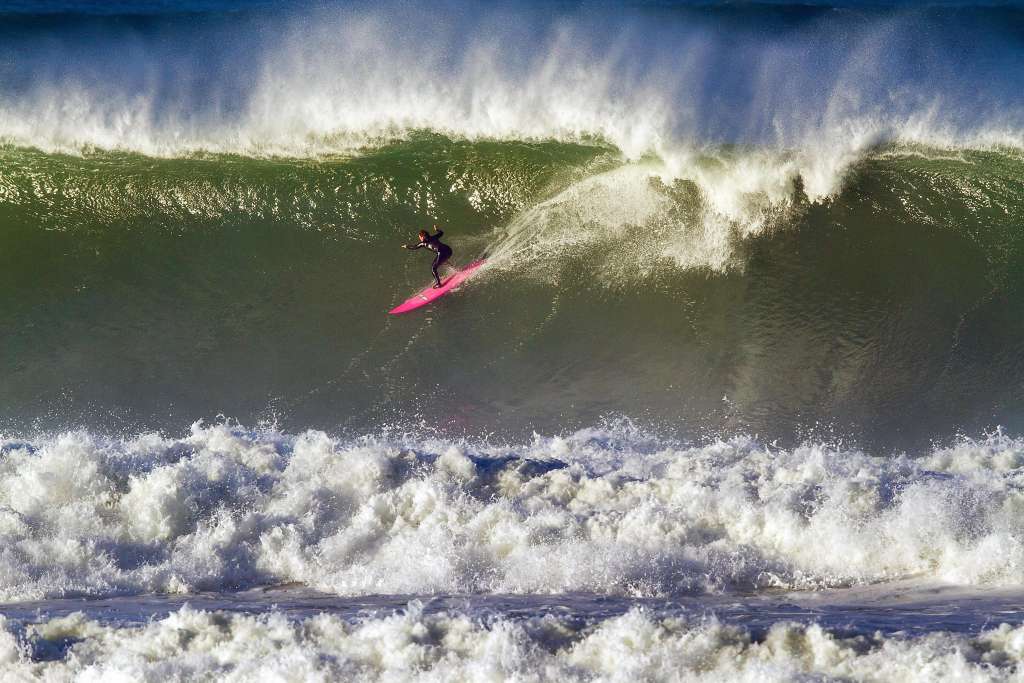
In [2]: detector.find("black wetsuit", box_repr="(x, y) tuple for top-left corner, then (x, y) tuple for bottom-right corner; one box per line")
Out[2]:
(406, 231), (453, 286)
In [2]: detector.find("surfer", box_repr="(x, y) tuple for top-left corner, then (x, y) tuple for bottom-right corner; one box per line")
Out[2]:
(403, 226), (453, 288)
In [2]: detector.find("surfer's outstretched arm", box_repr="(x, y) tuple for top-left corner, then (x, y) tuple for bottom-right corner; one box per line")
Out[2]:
(403, 242), (424, 250)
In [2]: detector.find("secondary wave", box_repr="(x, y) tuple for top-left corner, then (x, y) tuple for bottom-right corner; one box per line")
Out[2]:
(5, 605), (1024, 680)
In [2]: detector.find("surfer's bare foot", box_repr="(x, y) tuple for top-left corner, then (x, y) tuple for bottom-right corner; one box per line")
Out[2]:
(433, 282), (443, 289)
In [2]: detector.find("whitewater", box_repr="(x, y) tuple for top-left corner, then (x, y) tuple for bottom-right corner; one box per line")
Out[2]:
(3, 0), (1024, 680)
(7, 421), (1024, 601)
(5, 423), (1024, 679)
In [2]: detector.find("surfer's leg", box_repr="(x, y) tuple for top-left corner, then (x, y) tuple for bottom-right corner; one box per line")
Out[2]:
(432, 250), (452, 287)
(431, 255), (443, 287)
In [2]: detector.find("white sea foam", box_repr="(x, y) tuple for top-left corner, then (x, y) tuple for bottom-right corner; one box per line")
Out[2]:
(3, 603), (1024, 681)
(1, 422), (1024, 602)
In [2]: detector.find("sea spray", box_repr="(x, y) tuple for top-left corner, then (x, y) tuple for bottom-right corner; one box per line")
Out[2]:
(1, 2), (1021, 158)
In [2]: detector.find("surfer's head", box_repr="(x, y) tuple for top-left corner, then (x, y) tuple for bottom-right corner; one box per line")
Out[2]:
(418, 230), (429, 241)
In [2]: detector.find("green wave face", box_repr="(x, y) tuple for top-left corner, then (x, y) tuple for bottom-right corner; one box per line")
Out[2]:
(2, 140), (1023, 449)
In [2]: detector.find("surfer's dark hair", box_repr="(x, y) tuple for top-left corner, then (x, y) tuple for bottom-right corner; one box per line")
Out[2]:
(418, 230), (429, 238)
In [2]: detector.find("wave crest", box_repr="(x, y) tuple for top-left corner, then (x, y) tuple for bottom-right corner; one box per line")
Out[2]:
(0, 2), (1021, 161)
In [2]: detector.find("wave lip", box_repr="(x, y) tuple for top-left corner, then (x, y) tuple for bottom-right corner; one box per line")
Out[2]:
(1, 422), (1023, 602)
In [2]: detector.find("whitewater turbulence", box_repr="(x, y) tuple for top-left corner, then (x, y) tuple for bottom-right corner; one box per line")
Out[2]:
(6, 604), (1024, 680)
(2, 422), (1023, 602)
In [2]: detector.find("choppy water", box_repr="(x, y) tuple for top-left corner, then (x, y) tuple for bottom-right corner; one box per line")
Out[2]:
(2, 0), (1024, 679)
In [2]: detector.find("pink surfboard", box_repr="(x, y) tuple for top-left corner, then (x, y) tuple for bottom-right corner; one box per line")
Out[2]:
(389, 260), (487, 315)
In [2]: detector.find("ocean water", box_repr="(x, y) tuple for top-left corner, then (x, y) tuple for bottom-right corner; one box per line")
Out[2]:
(2, 0), (1024, 680)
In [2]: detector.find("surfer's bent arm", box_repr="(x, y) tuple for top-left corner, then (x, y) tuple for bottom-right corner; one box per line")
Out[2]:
(433, 229), (444, 238)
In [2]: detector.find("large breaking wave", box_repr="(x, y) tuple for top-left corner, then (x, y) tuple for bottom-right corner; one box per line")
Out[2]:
(2, 141), (1023, 446)
(3, 2), (1024, 678)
